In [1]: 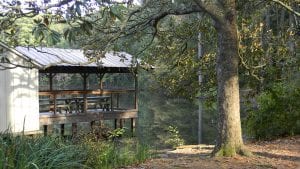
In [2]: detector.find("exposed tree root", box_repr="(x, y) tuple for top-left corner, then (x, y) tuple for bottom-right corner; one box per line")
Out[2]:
(212, 145), (253, 157)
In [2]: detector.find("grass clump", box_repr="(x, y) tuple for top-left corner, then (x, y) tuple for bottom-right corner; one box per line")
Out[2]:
(83, 128), (151, 169)
(0, 128), (151, 169)
(0, 131), (87, 169)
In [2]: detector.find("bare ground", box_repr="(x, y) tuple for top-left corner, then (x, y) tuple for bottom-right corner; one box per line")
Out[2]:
(127, 136), (300, 169)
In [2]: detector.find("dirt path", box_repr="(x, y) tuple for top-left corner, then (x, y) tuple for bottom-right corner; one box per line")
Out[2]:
(128, 136), (300, 169)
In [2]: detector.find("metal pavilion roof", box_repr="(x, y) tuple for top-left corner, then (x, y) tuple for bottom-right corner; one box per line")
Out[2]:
(15, 46), (134, 68)
(14, 46), (136, 73)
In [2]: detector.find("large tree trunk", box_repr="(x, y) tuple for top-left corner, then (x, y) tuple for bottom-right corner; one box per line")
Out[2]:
(212, 2), (248, 157)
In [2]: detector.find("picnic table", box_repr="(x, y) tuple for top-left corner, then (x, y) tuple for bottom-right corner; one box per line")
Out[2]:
(73, 96), (111, 112)
(39, 96), (111, 114)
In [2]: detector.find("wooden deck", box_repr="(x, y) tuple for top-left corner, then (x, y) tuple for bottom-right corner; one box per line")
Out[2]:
(39, 109), (138, 125)
(39, 109), (138, 136)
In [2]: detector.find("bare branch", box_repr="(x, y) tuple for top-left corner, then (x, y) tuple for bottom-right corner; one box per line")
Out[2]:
(239, 53), (265, 82)
(124, 4), (202, 41)
(268, 0), (300, 17)
(0, 60), (34, 71)
(134, 28), (157, 57)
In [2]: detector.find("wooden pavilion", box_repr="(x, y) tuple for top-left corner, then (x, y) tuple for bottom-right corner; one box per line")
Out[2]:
(0, 42), (138, 136)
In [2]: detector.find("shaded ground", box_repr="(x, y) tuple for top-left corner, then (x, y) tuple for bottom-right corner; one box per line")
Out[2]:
(126, 136), (300, 169)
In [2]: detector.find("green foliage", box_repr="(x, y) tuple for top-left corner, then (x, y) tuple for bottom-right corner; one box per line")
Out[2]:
(84, 138), (151, 169)
(139, 15), (217, 99)
(164, 126), (185, 149)
(245, 82), (300, 140)
(109, 5), (127, 21)
(108, 128), (126, 141)
(237, 3), (299, 141)
(102, 73), (135, 89)
(237, 3), (298, 90)
(32, 21), (61, 45)
(0, 130), (151, 169)
(0, 132), (87, 169)
(134, 143), (151, 163)
(63, 20), (93, 44)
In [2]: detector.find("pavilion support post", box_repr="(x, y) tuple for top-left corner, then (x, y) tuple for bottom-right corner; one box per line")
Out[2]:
(99, 120), (103, 127)
(119, 119), (123, 129)
(53, 94), (57, 114)
(83, 94), (87, 113)
(43, 125), (48, 136)
(60, 124), (65, 137)
(49, 73), (58, 114)
(91, 121), (95, 131)
(110, 93), (113, 111)
(49, 73), (53, 91)
(131, 118), (136, 137)
(97, 73), (105, 90)
(114, 119), (118, 129)
(116, 93), (120, 109)
(72, 123), (77, 136)
(81, 73), (89, 114)
(134, 72), (138, 110)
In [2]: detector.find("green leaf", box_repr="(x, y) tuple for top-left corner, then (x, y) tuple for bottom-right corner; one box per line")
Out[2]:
(110, 5), (126, 21)
(63, 28), (76, 43)
(48, 30), (61, 45)
(33, 19), (42, 24)
(80, 20), (93, 35)
(32, 23), (48, 42)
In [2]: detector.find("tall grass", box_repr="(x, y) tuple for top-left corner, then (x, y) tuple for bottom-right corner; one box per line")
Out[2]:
(0, 130), (151, 169)
(0, 132), (87, 169)
(84, 138), (151, 169)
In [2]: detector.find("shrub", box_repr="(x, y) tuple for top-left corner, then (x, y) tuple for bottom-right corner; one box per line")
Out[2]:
(164, 126), (185, 148)
(245, 82), (300, 140)
(77, 127), (150, 169)
(84, 138), (151, 169)
(108, 128), (126, 141)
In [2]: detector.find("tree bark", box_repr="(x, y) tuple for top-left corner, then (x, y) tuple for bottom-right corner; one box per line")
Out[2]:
(211, 2), (248, 157)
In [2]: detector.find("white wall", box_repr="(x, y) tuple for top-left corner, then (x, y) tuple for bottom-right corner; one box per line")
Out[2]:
(0, 48), (40, 133)
(0, 63), (8, 131)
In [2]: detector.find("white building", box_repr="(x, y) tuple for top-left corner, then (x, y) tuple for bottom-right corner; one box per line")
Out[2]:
(0, 43), (40, 133)
(0, 42), (138, 134)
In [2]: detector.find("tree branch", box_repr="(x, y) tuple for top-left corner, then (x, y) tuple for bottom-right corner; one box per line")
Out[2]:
(192, 0), (225, 23)
(239, 53), (264, 82)
(268, 0), (300, 17)
(125, 4), (202, 38)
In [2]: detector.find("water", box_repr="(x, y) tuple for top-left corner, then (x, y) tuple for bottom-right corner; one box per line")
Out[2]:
(137, 87), (217, 148)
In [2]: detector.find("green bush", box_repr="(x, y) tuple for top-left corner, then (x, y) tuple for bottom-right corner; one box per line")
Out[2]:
(164, 126), (185, 148)
(84, 138), (151, 169)
(76, 127), (151, 169)
(108, 128), (126, 141)
(245, 83), (300, 140)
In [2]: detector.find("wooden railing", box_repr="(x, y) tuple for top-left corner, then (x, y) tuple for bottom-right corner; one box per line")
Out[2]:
(39, 89), (137, 114)
(39, 89), (135, 95)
